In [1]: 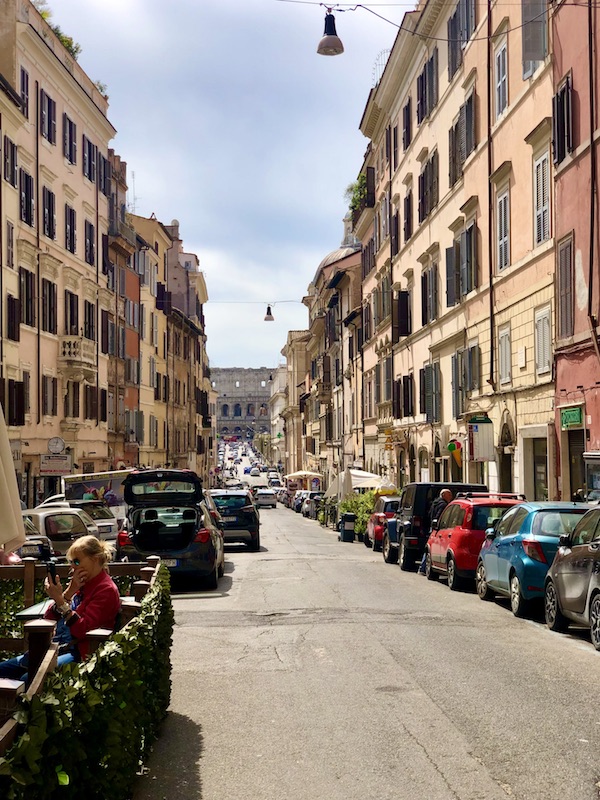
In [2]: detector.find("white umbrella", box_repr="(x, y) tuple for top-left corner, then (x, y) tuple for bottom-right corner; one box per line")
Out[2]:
(0, 406), (26, 553)
(340, 467), (354, 500)
(323, 473), (339, 499)
(284, 470), (323, 479)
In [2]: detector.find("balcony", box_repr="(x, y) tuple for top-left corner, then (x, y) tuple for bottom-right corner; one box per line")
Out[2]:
(58, 336), (96, 382)
(109, 218), (137, 256)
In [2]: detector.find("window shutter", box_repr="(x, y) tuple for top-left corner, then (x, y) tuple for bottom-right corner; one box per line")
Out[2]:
(392, 378), (401, 419)
(399, 290), (411, 336)
(469, 345), (480, 390)
(421, 272), (428, 326)
(446, 246), (456, 307)
(431, 262), (438, 319)
(451, 353), (459, 419)
(558, 238), (573, 338)
(419, 368), (426, 414)
(460, 230), (469, 296)
(458, 103), (467, 166)
(366, 166), (375, 207)
(424, 364), (433, 422)
(433, 362), (441, 421)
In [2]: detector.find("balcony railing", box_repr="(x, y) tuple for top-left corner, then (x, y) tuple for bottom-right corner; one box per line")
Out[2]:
(109, 218), (137, 249)
(59, 336), (95, 366)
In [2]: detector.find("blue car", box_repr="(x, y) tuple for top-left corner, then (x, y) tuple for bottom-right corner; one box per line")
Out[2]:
(475, 501), (591, 617)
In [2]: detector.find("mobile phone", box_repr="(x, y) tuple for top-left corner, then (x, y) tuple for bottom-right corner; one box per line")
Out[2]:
(46, 560), (57, 584)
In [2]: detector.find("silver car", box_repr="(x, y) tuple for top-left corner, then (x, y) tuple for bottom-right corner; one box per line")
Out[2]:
(23, 508), (99, 557)
(255, 489), (277, 509)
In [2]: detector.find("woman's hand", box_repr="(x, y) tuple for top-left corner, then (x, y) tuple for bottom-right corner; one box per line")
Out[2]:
(44, 575), (64, 603)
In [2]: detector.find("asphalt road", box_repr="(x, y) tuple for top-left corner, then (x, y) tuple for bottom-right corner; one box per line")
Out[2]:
(133, 501), (600, 800)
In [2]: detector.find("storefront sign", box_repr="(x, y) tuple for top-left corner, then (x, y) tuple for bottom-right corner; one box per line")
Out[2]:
(560, 406), (583, 430)
(10, 440), (22, 472)
(40, 454), (72, 476)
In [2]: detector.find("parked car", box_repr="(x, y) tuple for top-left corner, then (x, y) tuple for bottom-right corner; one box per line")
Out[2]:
(365, 495), (401, 552)
(383, 482), (487, 570)
(255, 489), (277, 509)
(207, 489), (261, 550)
(302, 493), (323, 519)
(476, 501), (591, 616)
(38, 499), (118, 542)
(23, 507), (99, 557)
(544, 507), (600, 648)
(13, 516), (54, 561)
(293, 491), (309, 513)
(424, 493), (524, 589)
(118, 469), (225, 589)
(249, 467), (261, 477)
(243, 466), (252, 474)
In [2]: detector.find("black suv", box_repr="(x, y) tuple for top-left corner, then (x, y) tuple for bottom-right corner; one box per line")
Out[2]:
(383, 481), (487, 570)
(207, 490), (261, 551)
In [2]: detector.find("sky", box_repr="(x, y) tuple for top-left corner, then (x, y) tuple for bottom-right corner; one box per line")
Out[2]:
(49, 0), (401, 368)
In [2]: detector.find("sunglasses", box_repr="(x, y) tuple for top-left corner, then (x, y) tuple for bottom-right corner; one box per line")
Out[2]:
(68, 558), (81, 566)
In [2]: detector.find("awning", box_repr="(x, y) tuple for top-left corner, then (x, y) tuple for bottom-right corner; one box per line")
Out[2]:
(0, 405), (26, 553)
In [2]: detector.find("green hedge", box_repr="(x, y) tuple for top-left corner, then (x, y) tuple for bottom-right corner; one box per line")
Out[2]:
(338, 490), (377, 536)
(0, 565), (174, 800)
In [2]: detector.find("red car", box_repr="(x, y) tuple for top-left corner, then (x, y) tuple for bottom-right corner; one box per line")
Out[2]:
(365, 495), (401, 552)
(424, 493), (524, 590)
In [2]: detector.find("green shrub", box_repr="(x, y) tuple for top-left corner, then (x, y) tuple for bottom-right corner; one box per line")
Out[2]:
(338, 490), (376, 536)
(0, 565), (173, 800)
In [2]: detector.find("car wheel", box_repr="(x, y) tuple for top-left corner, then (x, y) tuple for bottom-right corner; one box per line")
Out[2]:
(382, 534), (398, 564)
(425, 550), (438, 581)
(399, 537), (413, 571)
(476, 561), (494, 601)
(250, 533), (261, 551)
(218, 557), (225, 578)
(447, 556), (463, 591)
(589, 594), (600, 650)
(510, 573), (530, 617)
(372, 536), (382, 553)
(545, 579), (568, 633)
(205, 566), (218, 591)
(364, 532), (372, 548)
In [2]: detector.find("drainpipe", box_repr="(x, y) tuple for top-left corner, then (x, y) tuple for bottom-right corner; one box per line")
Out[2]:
(35, 81), (41, 425)
(0, 111), (4, 381)
(587, 0), (600, 361)
(487, 0), (496, 389)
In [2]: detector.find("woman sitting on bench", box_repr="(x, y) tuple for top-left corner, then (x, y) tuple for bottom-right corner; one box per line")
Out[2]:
(0, 536), (121, 681)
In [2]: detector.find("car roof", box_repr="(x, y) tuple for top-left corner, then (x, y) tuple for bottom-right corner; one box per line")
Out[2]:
(209, 489), (249, 496)
(515, 501), (594, 511)
(379, 495), (401, 501)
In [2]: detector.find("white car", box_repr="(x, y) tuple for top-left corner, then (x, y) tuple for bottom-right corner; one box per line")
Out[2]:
(254, 489), (277, 509)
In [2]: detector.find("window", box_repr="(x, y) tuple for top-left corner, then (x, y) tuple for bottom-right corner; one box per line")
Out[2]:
(402, 98), (412, 150)
(499, 326), (512, 384)
(7, 295), (20, 341)
(497, 190), (510, 270)
(3, 137), (17, 187)
(534, 152), (550, 245)
(452, 345), (480, 418)
(42, 187), (56, 239)
(23, 371), (30, 414)
(418, 151), (439, 223)
(19, 267), (36, 327)
(522, 0), (547, 78)
(40, 89), (56, 143)
(448, 0), (476, 80)
(535, 307), (551, 375)
(64, 381), (80, 419)
(41, 376), (58, 416)
(393, 375), (415, 418)
(446, 223), (479, 306)
(404, 190), (413, 242)
(421, 263), (438, 326)
(392, 290), (411, 342)
(495, 41), (508, 119)
(65, 204), (76, 253)
(557, 236), (574, 339)
(552, 77), (573, 165)
(98, 154), (111, 196)
(6, 221), (14, 269)
(20, 67), (29, 119)
(449, 93), (476, 187)
(63, 114), (77, 164)
(82, 135), (97, 182)
(85, 220), (95, 265)
(84, 385), (98, 420)
(421, 362), (441, 422)
(84, 300), (95, 341)
(417, 49), (439, 124)
(64, 290), (79, 335)
(19, 168), (35, 227)
(41, 278), (57, 334)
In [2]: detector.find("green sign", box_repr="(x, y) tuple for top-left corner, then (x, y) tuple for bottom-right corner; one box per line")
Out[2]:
(469, 414), (492, 424)
(560, 406), (583, 430)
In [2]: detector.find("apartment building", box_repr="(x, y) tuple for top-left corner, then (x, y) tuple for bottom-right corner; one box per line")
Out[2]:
(280, 330), (310, 475)
(0, 0), (116, 503)
(351, 0), (555, 497)
(268, 364), (287, 470)
(552, 2), (600, 500)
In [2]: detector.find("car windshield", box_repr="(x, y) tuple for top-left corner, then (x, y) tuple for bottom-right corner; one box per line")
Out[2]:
(472, 505), (509, 530)
(77, 504), (113, 520)
(532, 509), (588, 537)
(130, 480), (197, 496)
(212, 495), (249, 510)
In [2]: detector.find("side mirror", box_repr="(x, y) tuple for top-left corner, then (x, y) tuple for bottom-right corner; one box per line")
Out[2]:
(559, 533), (570, 548)
(485, 527), (497, 541)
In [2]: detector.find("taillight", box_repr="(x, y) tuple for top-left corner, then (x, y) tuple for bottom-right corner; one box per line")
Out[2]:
(117, 530), (132, 547)
(522, 539), (546, 563)
(194, 528), (211, 543)
(241, 505), (254, 512)
(413, 516), (421, 530)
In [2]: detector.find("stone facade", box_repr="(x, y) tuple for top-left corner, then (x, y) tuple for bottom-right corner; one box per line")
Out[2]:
(212, 367), (274, 442)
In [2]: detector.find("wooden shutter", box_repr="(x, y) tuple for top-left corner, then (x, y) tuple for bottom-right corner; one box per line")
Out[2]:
(446, 246), (456, 307)
(424, 364), (433, 422)
(421, 271), (429, 326)
(451, 353), (459, 419)
(366, 166), (375, 207)
(534, 153), (550, 244)
(558, 237), (573, 338)
(399, 290), (411, 336)
(419, 368), (426, 414)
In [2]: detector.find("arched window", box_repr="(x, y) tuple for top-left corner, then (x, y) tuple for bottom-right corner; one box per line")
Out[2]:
(234, 403), (242, 417)
(259, 404), (268, 417)
(222, 404), (229, 417)
(247, 403), (255, 416)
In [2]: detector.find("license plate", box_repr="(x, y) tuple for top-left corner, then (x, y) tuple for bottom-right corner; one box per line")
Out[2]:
(20, 546), (40, 556)
(161, 558), (178, 567)
(223, 516), (237, 522)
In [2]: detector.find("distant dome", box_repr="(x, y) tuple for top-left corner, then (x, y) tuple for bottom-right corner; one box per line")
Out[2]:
(171, 218), (179, 226)
(312, 244), (361, 284)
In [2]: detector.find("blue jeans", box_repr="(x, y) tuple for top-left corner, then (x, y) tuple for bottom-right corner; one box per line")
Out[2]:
(0, 650), (76, 682)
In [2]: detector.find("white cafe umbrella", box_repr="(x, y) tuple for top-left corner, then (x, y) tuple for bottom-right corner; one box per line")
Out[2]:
(284, 470), (323, 480)
(340, 467), (354, 500)
(0, 405), (26, 553)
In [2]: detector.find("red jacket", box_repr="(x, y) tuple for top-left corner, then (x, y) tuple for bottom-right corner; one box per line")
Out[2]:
(45, 569), (121, 660)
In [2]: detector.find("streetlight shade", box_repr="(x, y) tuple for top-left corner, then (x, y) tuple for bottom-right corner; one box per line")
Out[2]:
(264, 304), (275, 322)
(317, 13), (344, 56)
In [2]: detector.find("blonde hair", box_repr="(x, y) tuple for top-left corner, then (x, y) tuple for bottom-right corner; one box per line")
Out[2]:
(66, 535), (114, 568)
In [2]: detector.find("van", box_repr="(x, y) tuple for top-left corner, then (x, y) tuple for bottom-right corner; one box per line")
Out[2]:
(383, 482), (487, 570)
